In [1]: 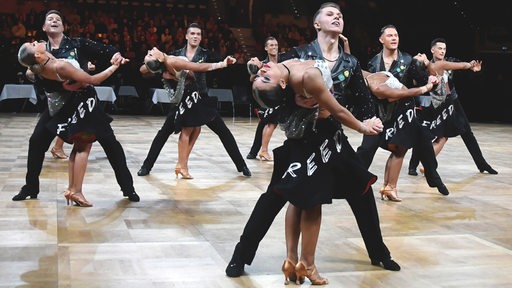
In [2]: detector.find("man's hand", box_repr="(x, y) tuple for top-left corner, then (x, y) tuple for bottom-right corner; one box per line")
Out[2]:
(110, 52), (129, 65)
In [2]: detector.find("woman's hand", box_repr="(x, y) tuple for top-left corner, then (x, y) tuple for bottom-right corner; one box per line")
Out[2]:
(361, 116), (384, 135)
(224, 56), (237, 65)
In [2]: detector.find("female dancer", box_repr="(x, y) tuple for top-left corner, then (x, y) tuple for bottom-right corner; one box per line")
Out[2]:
(362, 58), (439, 202)
(143, 47), (236, 178)
(408, 39), (492, 175)
(251, 58), (382, 284)
(18, 40), (124, 207)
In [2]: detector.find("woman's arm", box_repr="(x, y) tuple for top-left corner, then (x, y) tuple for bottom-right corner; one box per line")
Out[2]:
(371, 75), (437, 101)
(150, 47), (235, 73)
(56, 60), (120, 85)
(302, 68), (382, 135)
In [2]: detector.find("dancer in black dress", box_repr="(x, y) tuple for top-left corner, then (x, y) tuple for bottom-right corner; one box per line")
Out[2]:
(251, 58), (383, 284)
(246, 36), (284, 161)
(12, 10), (139, 202)
(226, 3), (400, 278)
(137, 23), (251, 177)
(143, 46), (236, 178)
(18, 40), (125, 206)
(359, 24), (450, 197)
(408, 38), (497, 175)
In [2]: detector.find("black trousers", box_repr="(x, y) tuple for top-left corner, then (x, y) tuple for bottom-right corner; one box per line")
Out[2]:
(357, 130), (444, 188)
(142, 108), (247, 171)
(25, 109), (135, 194)
(237, 143), (391, 265)
(237, 185), (391, 265)
(409, 101), (489, 171)
(248, 120), (265, 156)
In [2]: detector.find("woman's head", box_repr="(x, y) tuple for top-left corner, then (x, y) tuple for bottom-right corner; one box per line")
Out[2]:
(18, 41), (48, 74)
(251, 62), (288, 108)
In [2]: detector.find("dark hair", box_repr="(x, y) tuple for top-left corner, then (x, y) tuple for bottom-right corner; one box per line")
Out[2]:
(252, 83), (285, 109)
(18, 44), (44, 74)
(264, 36), (277, 47)
(379, 24), (397, 36)
(430, 37), (446, 48)
(45, 9), (62, 20)
(187, 22), (202, 33)
(312, 2), (340, 22)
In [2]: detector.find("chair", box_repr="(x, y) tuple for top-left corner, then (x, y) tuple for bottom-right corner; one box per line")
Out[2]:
(208, 88), (235, 121)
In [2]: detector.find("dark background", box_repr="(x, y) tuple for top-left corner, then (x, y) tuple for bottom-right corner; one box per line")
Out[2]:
(1, 0), (510, 123)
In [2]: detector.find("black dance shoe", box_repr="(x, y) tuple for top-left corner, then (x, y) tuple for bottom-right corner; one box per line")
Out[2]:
(137, 167), (150, 176)
(371, 258), (401, 271)
(12, 186), (38, 201)
(246, 153), (256, 160)
(123, 190), (140, 202)
(436, 184), (449, 196)
(240, 166), (252, 177)
(226, 243), (245, 277)
(478, 164), (498, 175)
(408, 168), (418, 176)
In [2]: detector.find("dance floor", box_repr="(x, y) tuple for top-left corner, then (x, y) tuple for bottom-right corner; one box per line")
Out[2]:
(0, 113), (511, 287)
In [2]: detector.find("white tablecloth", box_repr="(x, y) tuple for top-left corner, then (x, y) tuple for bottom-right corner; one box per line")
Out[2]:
(0, 84), (38, 104)
(94, 86), (116, 103)
(151, 88), (170, 104)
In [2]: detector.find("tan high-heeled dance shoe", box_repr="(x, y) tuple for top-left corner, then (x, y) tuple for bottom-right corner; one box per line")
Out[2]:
(175, 167), (193, 179)
(281, 259), (304, 285)
(258, 151), (273, 161)
(51, 147), (68, 159)
(295, 261), (328, 285)
(67, 192), (93, 207)
(379, 185), (402, 202)
(64, 189), (72, 205)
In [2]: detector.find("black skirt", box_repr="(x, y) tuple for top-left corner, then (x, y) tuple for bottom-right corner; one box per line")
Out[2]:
(419, 97), (470, 138)
(268, 118), (377, 210)
(173, 85), (217, 132)
(379, 98), (422, 150)
(46, 86), (113, 144)
(257, 106), (281, 125)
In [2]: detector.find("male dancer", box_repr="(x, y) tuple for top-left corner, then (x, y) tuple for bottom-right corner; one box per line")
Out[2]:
(246, 36), (283, 161)
(356, 24), (449, 196)
(408, 38), (497, 175)
(226, 3), (399, 277)
(137, 23), (251, 177)
(12, 10), (139, 202)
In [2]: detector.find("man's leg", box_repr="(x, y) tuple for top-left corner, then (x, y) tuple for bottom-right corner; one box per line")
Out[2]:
(97, 133), (140, 202)
(461, 130), (497, 174)
(247, 120), (265, 159)
(13, 110), (55, 201)
(138, 109), (177, 175)
(407, 146), (421, 176)
(226, 190), (287, 277)
(206, 114), (251, 176)
(346, 189), (400, 271)
(356, 134), (381, 169)
(415, 130), (449, 195)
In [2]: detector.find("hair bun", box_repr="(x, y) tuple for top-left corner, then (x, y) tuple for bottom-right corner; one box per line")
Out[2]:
(145, 60), (164, 74)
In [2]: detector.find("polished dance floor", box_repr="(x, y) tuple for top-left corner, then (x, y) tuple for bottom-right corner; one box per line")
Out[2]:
(0, 113), (511, 287)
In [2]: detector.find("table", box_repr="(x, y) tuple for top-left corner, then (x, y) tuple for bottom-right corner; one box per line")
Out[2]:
(0, 84), (38, 104)
(151, 88), (170, 104)
(94, 86), (116, 103)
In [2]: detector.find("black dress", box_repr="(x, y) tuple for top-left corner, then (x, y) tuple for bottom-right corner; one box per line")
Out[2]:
(46, 85), (113, 143)
(269, 117), (377, 210)
(173, 80), (218, 133)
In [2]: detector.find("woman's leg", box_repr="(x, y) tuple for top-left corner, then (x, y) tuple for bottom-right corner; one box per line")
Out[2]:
(282, 203), (302, 284)
(432, 136), (448, 156)
(259, 123), (277, 160)
(67, 141), (93, 206)
(381, 147), (407, 202)
(285, 203), (301, 263)
(51, 137), (68, 159)
(176, 127), (194, 178)
(296, 204), (328, 284)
